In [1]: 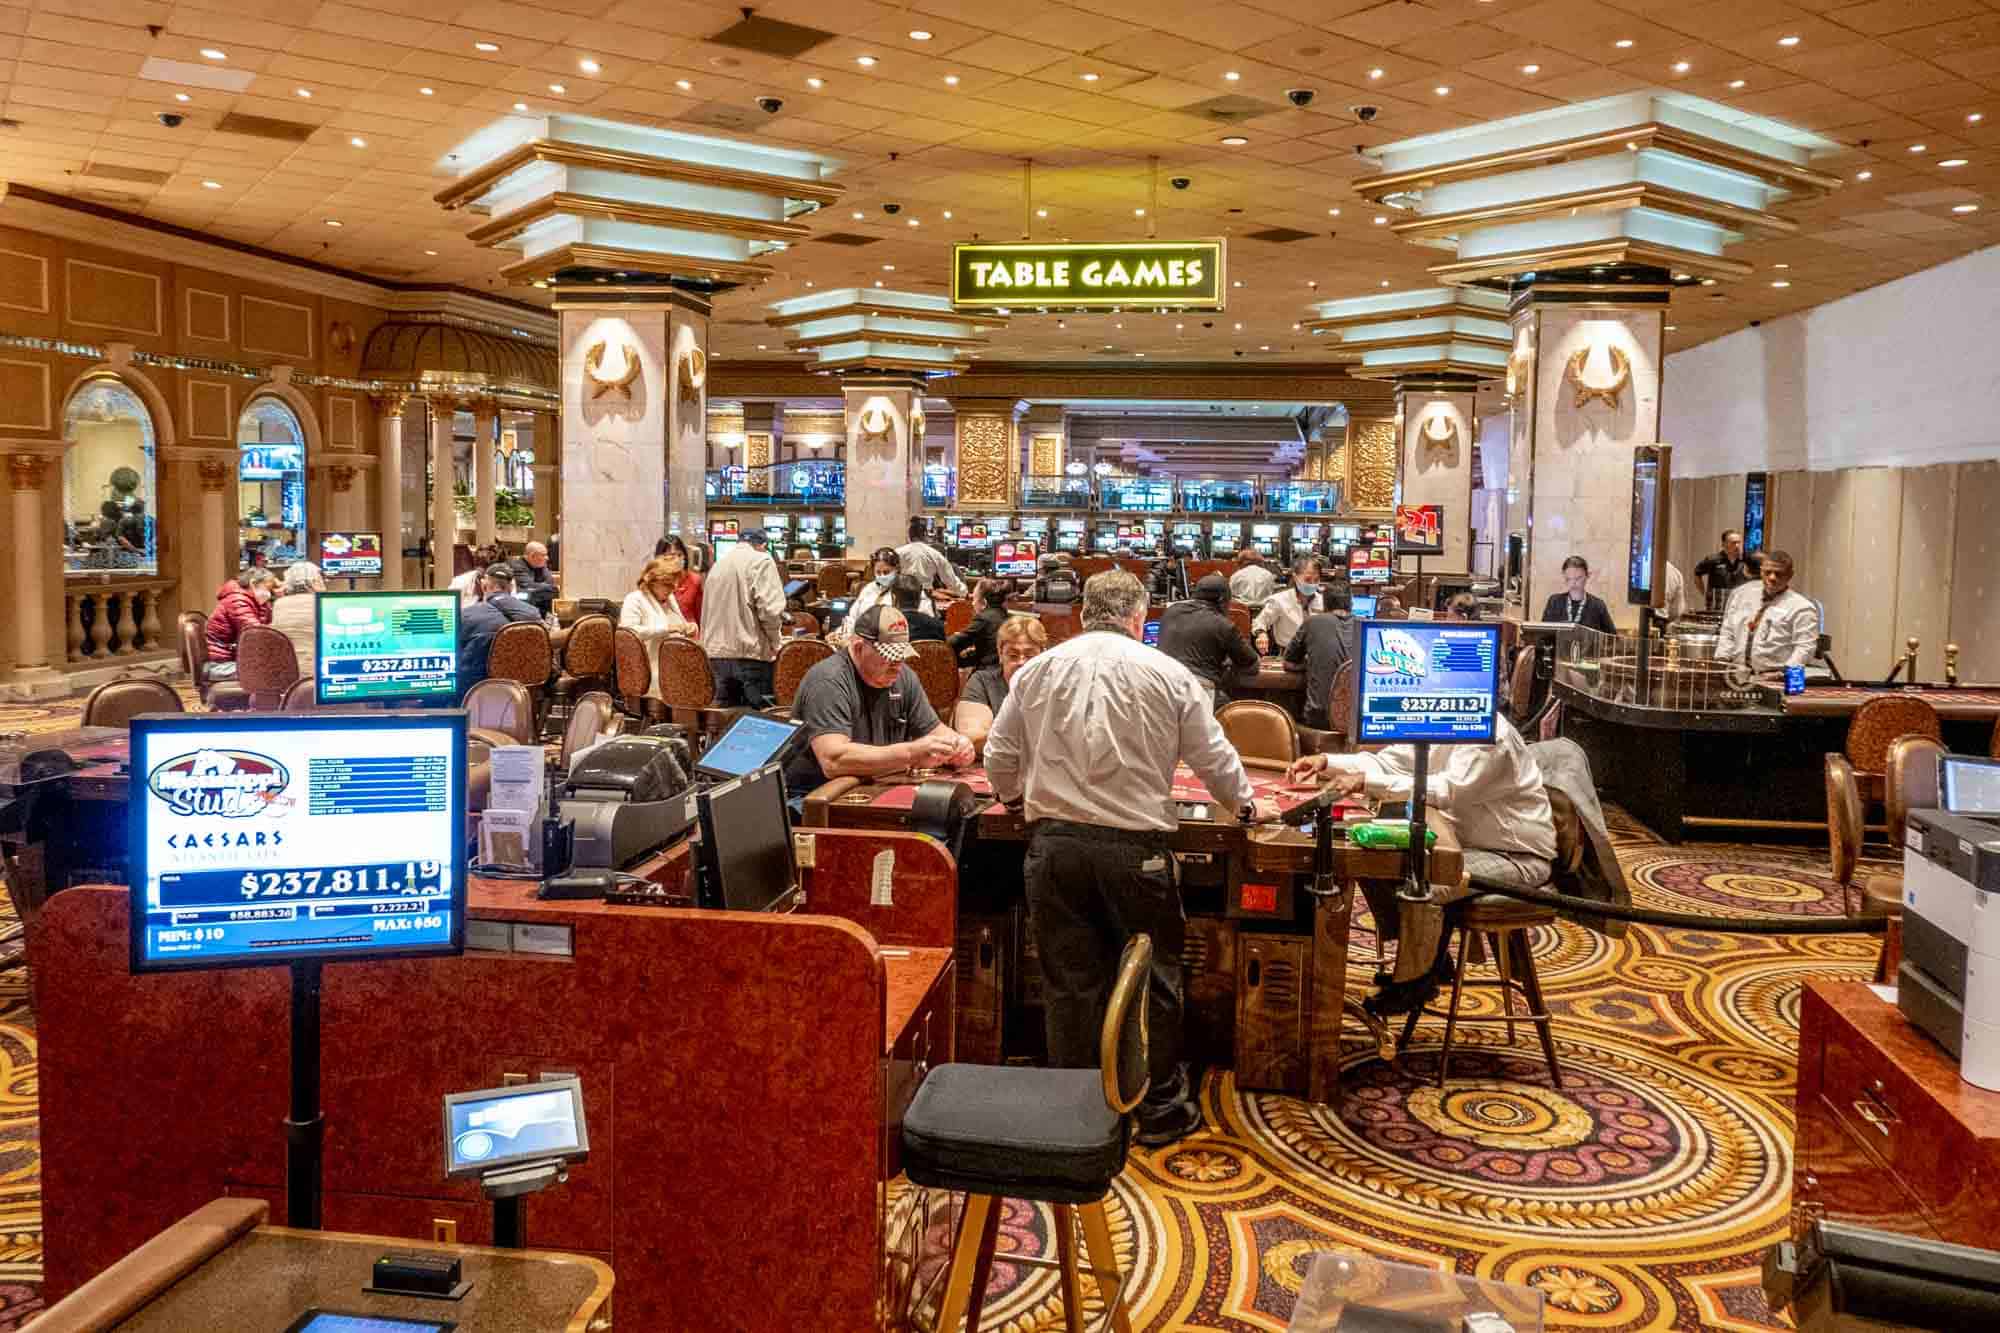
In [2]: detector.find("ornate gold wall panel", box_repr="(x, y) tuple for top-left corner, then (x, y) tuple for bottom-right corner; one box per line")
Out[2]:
(1029, 432), (1063, 477)
(1349, 418), (1397, 512)
(956, 413), (1013, 509)
(744, 431), (772, 469)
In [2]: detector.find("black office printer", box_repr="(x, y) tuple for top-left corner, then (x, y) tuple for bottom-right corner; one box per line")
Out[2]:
(558, 735), (697, 871)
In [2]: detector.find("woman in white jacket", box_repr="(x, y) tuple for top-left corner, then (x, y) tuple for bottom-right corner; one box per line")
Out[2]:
(620, 555), (696, 700)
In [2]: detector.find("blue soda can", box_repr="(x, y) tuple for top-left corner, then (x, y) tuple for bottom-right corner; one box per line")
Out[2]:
(1784, 665), (1806, 695)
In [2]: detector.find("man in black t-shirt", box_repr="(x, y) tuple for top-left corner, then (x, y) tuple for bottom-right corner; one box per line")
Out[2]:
(1693, 528), (1761, 609)
(783, 604), (974, 802)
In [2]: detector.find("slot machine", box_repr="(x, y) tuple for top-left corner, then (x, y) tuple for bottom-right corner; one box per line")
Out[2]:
(1170, 521), (1204, 556)
(1093, 523), (1122, 553)
(1055, 519), (1086, 553)
(1019, 517), (1050, 552)
(763, 513), (792, 550)
(796, 515), (825, 551)
(1287, 523), (1324, 564)
(1208, 520), (1243, 559)
(1250, 522), (1281, 558)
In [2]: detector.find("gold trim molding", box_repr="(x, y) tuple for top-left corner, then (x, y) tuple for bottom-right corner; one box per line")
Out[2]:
(436, 139), (845, 211)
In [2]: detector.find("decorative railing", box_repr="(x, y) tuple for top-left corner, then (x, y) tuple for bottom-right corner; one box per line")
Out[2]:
(707, 461), (846, 504)
(65, 576), (177, 663)
(1017, 475), (1092, 508)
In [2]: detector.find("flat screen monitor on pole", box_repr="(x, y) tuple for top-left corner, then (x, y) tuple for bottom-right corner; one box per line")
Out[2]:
(317, 531), (384, 580)
(314, 591), (459, 706)
(1627, 444), (1673, 608)
(1393, 504), (1445, 556)
(1354, 621), (1502, 746)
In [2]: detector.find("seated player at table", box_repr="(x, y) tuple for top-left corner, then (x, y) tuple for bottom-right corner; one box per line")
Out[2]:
(508, 540), (558, 617)
(648, 534), (703, 625)
(950, 578), (1013, 669)
(890, 575), (947, 643)
(203, 566), (279, 679)
(841, 548), (932, 637)
(1252, 555), (1328, 655)
(1284, 584), (1356, 730)
(620, 556), (697, 699)
(457, 562), (543, 693)
(270, 561), (324, 677)
(1717, 549), (1819, 672)
(1157, 573), (1257, 706)
(1228, 547), (1276, 606)
(1540, 555), (1618, 633)
(953, 614), (1048, 755)
(784, 605), (974, 805)
(987, 570), (1277, 1147)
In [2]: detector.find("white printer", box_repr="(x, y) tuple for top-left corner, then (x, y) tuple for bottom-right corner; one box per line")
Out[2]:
(1899, 755), (2000, 1063)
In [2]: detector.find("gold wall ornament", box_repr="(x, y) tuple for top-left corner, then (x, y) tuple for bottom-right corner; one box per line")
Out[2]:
(1504, 328), (1534, 401)
(583, 340), (641, 400)
(1349, 418), (1398, 511)
(1418, 409), (1459, 453)
(856, 402), (895, 441)
(6, 452), (50, 492)
(327, 321), (356, 355)
(676, 344), (705, 407)
(1564, 343), (1631, 409)
(744, 432), (773, 469)
(1029, 432), (1064, 478)
(909, 404), (926, 445)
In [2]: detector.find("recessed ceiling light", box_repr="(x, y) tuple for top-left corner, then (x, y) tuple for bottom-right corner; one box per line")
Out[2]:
(1367, 67), (1384, 80)
(200, 48), (226, 60)
(1665, 324), (1677, 331)
(174, 93), (190, 103)
(549, 83), (565, 94)
(942, 209), (952, 219)
(474, 41), (499, 52)
(908, 218), (920, 226)
(1434, 85), (1451, 96)
(1224, 70), (1240, 81)
(1373, 215), (1387, 224)
(806, 76), (822, 89)
(1036, 207), (1048, 217)
(1954, 203), (1980, 213)
(1770, 279), (1789, 288)
(424, 249), (437, 255)
(1134, 207), (1146, 216)
(1910, 143), (1927, 153)
(579, 58), (600, 74)
(1672, 61), (1691, 74)
(1380, 279), (1390, 287)
(1521, 64), (1540, 75)
(944, 74), (959, 86)
(201, 179), (221, 189)
(1729, 79), (1746, 89)
(513, 102), (528, 111)
(909, 29), (932, 41)
(882, 263), (895, 271)
(1220, 135), (1248, 146)
(1327, 207), (1340, 216)
(851, 210), (863, 219)
(1970, 112), (1985, 124)
(856, 55), (877, 67)
(1115, 322), (1123, 329)
(1778, 35), (1801, 47)
(1232, 279), (1243, 287)
(1941, 157), (1969, 167)
(533, 280), (547, 288)
(1135, 352), (1146, 357)
(1774, 262), (1789, 269)
(1673, 271), (1690, 279)
(324, 219), (343, 227)
(1614, 38), (1633, 49)
(296, 87), (312, 98)
(1080, 72), (1099, 82)
(1856, 169), (1872, 180)
(1701, 277), (1717, 286)
(1233, 322), (1242, 330)
(349, 136), (366, 147)
(419, 86), (434, 96)
(1176, 322), (1184, 330)
(675, 79), (692, 91)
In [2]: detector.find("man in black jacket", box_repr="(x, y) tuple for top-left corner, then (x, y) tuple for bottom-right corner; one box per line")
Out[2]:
(1692, 528), (1760, 608)
(507, 540), (557, 616)
(1285, 585), (1356, 729)
(458, 563), (543, 693)
(1539, 555), (1618, 634)
(1157, 573), (1257, 706)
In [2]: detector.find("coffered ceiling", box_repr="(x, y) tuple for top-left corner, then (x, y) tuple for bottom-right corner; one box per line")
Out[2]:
(3, 0), (1996, 365)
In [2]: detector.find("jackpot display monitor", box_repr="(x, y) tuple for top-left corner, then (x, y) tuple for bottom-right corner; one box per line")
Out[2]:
(955, 522), (992, 549)
(1355, 621), (1502, 745)
(1393, 504), (1445, 556)
(315, 591), (458, 705)
(1055, 519), (1086, 552)
(317, 531), (383, 580)
(129, 711), (467, 972)
(1250, 522), (1280, 555)
(1627, 445), (1672, 607)
(994, 540), (1039, 578)
(443, 1076), (588, 1178)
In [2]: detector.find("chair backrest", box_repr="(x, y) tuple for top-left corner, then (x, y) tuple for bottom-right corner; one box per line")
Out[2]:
(1844, 696), (1942, 775)
(1040, 609), (1078, 644)
(1072, 556), (1115, 583)
(80, 675), (183, 728)
(942, 598), (974, 637)
(235, 624), (300, 708)
(816, 564), (849, 598)
(177, 613), (208, 686)
(1219, 699), (1298, 764)
(774, 638), (833, 708)
(281, 678), (317, 711)
(488, 621), (554, 688)
(783, 610), (819, 639)
(912, 640), (962, 720)
(1100, 934), (1153, 1115)
(561, 614), (615, 677)
(1825, 753), (1863, 893)
(1327, 661), (1357, 738)
(1226, 604), (1253, 641)
(463, 678), (536, 744)
(1886, 733), (1946, 842)
(613, 627), (652, 709)
(656, 637), (716, 709)
(1509, 647), (1536, 720)
(559, 691), (620, 770)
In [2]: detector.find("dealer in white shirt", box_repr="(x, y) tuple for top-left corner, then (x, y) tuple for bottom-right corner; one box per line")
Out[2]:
(1716, 549), (1819, 672)
(895, 516), (966, 598)
(1251, 555), (1328, 655)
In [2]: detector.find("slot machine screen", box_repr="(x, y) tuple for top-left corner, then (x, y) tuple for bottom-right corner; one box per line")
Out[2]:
(1209, 521), (1242, 556)
(1055, 519), (1085, 551)
(994, 541), (1039, 578)
(1020, 518), (1049, 545)
(712, 535), (739, 561)
(1251, 522), (1281, 555)
(1094, 524), (1120, 551)
(955, 523), (992, 549)
(762, 514), (789, 546)
(1171, 523), (1202, 554)
(1291, 524), (1323, 557)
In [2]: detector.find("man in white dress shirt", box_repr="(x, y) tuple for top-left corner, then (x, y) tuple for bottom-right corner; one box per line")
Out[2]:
(895, 517), (966, 598)
(988, 570), (1277, 1146)
(1716, 549), (1819, 671)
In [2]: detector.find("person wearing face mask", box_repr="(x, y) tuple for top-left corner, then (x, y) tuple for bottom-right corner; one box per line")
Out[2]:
(1716, 549), (1819, 672)
(1251, 555), (1328, 656)
(841, 547), (931, 638)
(1539, 555), (1619, 634)
(649, 534), (703, 625)
(783, 604), (975, 808)
(204, 566), (280, 678)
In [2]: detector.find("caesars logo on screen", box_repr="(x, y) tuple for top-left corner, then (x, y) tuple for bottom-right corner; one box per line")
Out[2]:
(952, 241), (1225, 310)
(148, 748), (293, 819)
(1366, 629), (1430, 681)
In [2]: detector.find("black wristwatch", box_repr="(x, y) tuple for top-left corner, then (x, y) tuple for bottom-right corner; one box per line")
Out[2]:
(1237, 801), (1257, 824)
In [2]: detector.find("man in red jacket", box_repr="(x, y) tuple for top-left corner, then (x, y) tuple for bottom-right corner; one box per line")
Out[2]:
(204, 567), (279, 677)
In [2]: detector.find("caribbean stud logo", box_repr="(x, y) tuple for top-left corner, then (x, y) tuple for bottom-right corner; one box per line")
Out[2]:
(147, 749), (292, 819)
(1367, 629), (1430, 680)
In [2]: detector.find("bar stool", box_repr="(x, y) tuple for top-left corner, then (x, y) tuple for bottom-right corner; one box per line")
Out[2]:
(903, 935), (1150, 1333)
(1399, 878), (1562, 1088)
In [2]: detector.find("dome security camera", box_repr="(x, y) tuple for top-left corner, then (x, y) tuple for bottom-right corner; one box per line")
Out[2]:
(1351, 104), (1379, 123)
(1169, 176), (1191, 190)
(157, 111), (184, 128)
(1286, 88), (1316, 108)
(882, 202), (902, 215)
(755, 95), (783, 114)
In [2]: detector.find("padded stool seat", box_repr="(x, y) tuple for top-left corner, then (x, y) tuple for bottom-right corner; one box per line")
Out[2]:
(1460, 893), (1557, 932)
(207, 681), (251, 712)
(902, 1065), (1127, 1205)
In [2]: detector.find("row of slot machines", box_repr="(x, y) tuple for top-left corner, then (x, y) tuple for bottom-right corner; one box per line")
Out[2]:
(936, 516), (1391, 563)
(706, 513), (849, 558)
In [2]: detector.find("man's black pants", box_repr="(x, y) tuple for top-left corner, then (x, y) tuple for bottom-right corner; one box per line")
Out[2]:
(1025, 820), (1193, 1119)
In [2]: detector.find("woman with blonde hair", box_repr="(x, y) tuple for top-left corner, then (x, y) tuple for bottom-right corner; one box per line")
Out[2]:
(621, 555), (697, 701)
(952, 614), (1048, 755)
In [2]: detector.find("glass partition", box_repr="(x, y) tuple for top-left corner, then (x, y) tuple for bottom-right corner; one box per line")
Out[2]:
(237, 396), (307, 570)
(707, 461), (847, 504)
(1179, 478), (1259, 512)
(1553, 625), (1773, 712)
(1018, 474), (1091, 508)
(1266, 481), (1341, 514)
(63, 377), (158, 574)
(1099, 476), (1174, 512)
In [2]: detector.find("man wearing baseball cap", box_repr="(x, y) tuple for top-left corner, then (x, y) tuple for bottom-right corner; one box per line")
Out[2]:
(782, 603), (975, 805)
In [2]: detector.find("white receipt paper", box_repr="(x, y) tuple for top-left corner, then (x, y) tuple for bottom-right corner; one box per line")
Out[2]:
(870, 849), (895, 907)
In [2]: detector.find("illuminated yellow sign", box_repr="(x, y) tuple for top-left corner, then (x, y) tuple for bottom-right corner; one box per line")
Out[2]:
(951, 241), (1225, 310)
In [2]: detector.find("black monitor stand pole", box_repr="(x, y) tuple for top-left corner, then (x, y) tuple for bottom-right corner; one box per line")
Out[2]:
(286, 960), (325, 1229)
(1398, 742), (1433, 908)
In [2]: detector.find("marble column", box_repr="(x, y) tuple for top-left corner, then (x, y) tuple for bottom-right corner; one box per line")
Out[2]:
(373, 393), (407, 589)
(1393, 379), (1481, 573)
(532, 410), (560, 542)
(560, 293), (709, 602)
(531, 463), (558, 540)
(1508, 286), (1666, 627)
(6, 452), (65, 697)
(472, 396), (498, 546)
(842, 377), (926, 556)
(429, 395), (460, 585)
(197, 457), (232, 615)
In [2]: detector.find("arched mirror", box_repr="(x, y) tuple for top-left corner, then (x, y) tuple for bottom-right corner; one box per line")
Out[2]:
(63, 377), (158, 575)
(238, 396), (307, 570)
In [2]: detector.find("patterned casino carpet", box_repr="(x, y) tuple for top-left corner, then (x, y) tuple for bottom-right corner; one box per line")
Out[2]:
(0, 689), (1887, 1330)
